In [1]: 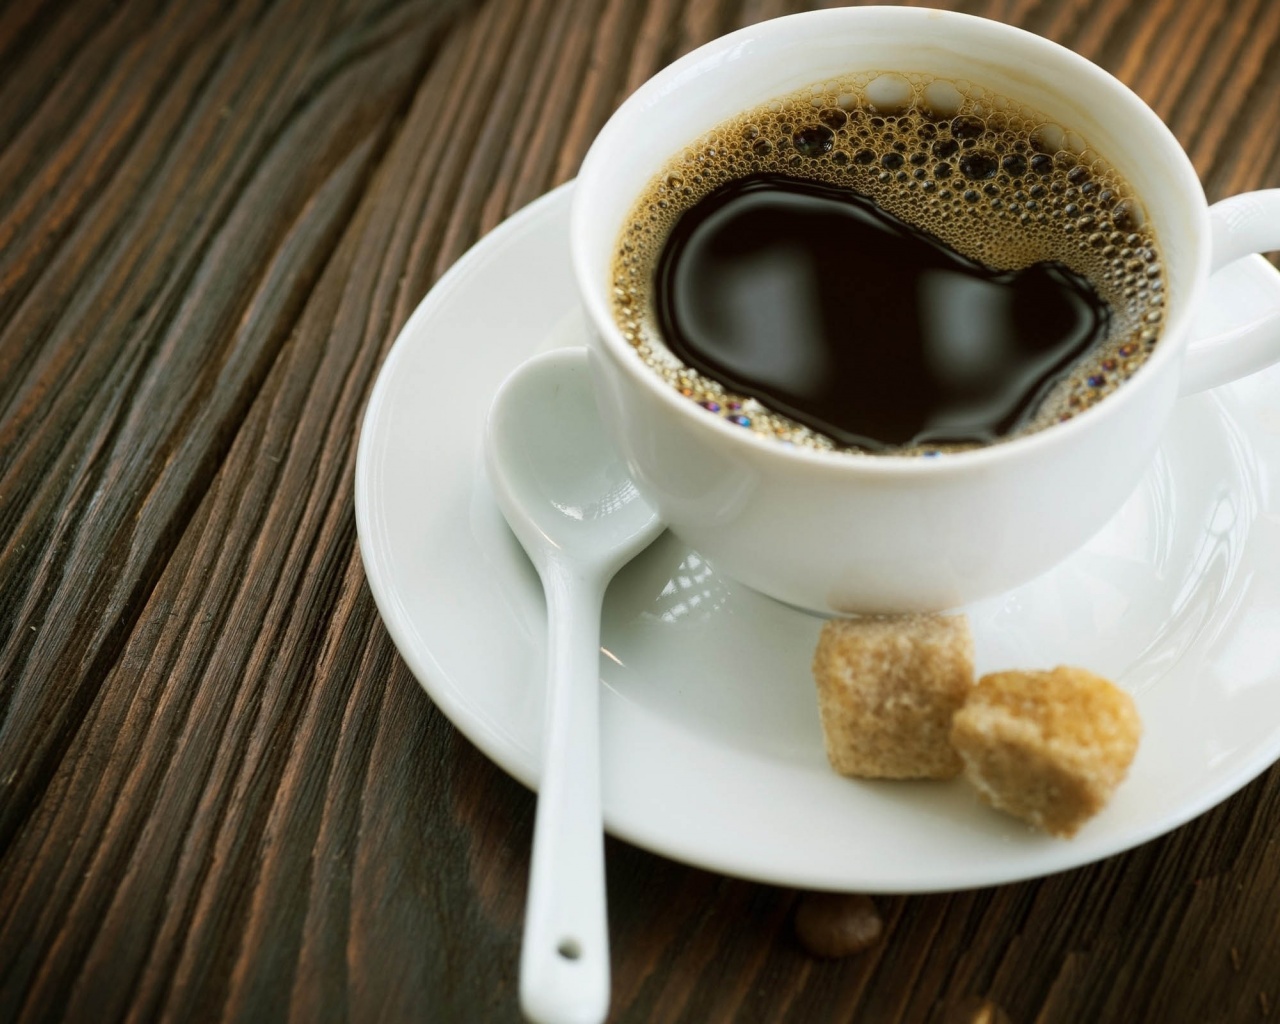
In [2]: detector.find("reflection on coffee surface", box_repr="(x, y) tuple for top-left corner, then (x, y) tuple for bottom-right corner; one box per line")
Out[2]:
(611, 73), (1165, 454)
(655, 174), (1111, 450)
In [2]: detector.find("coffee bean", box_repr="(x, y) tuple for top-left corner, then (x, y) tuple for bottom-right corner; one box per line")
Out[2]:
(794, 892), (883, 958)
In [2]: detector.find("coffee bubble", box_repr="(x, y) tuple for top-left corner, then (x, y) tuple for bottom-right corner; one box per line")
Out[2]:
(794, 125), (835, 156)
(1035, 123), (1066, 152)
(865, 73), (913, 112)
(923, 79), (964, 117)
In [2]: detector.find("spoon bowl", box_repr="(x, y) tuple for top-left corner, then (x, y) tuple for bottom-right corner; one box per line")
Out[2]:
(485, 347), (663, 1024)
(487, 350), (662, 577)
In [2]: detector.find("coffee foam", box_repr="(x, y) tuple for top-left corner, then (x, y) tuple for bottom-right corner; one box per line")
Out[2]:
(610, 72), (1166, 455)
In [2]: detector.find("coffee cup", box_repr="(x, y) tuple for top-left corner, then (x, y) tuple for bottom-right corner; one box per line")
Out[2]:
(570, 6), (1280, 614)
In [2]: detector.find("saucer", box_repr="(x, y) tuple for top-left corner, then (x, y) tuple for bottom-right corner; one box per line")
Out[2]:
(355, 182), (1280, 892)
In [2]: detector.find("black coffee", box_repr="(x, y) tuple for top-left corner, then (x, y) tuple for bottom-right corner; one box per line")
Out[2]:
(611, 72), (1165, 455)
(654, 173), (1110, 451)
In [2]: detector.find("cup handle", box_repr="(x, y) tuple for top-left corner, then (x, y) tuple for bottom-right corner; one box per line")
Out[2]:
(1181, 189), (1280, 395)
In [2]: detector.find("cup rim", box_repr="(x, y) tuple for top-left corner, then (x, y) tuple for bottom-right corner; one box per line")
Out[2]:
(571, 6), (1211, 476)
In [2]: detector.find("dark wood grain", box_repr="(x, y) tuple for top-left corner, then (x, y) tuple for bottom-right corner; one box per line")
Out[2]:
(2, 0), (1280, 1021)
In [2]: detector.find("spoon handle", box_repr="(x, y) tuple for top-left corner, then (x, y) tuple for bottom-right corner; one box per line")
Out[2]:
(520, 564), (611, 1024)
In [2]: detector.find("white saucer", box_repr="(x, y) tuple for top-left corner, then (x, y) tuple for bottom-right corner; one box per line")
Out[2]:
(355, 182), (1280, 893)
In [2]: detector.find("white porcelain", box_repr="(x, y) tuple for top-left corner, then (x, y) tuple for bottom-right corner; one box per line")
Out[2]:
(485, 349), (662, 1024)
(572, 7), (1280, 615)
(355, 183), (1280, 892)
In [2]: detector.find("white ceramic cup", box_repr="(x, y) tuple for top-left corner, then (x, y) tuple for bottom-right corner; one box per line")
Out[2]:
(571, 6), (1280, 615)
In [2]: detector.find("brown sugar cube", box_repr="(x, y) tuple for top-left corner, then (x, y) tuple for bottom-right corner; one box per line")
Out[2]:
(950, 666), (1141, 837)
(811, 614), (974, 780)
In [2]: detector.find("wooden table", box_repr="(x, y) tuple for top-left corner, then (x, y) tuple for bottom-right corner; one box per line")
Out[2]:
(3, 0), (1280, 1020)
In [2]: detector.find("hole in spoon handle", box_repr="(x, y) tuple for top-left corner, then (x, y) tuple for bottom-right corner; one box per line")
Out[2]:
(557, 938), (583, 961)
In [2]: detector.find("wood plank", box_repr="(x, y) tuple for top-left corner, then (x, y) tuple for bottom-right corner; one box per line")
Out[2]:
(0, 0), (464, 854)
